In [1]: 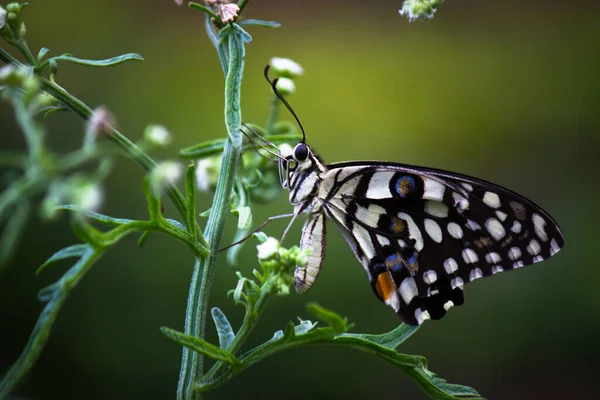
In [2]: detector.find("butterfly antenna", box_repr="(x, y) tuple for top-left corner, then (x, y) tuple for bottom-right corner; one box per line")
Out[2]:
(264, 65), (306, 143)
(242, 122), (279, 150)
(240, 127), (286, 162)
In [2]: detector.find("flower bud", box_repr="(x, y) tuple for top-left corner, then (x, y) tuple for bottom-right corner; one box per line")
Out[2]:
(257, 237), (280, 260)
(399, 0), (441, 21)
(151, 161), (183, 196)
(0, 64), (26, 86)
(269, 57), (304, 78)
(275, 77), (295, 95)
(217, 3), (239, 24)
(195, 157), (220, 192)
(74, 182), (104, 212)
(144, 124), (172, 147)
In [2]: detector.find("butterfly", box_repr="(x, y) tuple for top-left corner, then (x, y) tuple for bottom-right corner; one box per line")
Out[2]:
(263, 67), (564, 326)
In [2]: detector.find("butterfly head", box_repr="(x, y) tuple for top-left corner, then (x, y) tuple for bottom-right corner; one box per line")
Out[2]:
(278, 142), (313, 189)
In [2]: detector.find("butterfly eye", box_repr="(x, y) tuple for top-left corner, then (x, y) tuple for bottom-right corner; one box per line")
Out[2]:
(293, 143), (309, 162)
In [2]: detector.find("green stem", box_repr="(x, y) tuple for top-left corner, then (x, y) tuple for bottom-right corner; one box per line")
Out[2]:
(178, 25), (246, 400)
(202, 278), (275, 385)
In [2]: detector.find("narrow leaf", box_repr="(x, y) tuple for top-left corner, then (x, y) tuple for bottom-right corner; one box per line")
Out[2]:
(37, 47), (50, 62)
(35, 244), (89, 275)
(160, 327), (240, 366)
(236, 206), (252, 230)
(56, 205), (135, 226)
(341, 323), (419, 350)
(0, 201), (30, 270)
(138, 231), (150, 247)
(47, 53), (143, 68)
(211, 307), (235, 349)
(306, 302), (349, 334)
(185, 163), (198, 239)
(238, 19), (281, 28)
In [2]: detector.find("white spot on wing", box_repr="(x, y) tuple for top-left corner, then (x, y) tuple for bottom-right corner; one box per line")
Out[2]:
(443, 301), (454, 311)
(452, 192), (469, 211)
(533, 255), (544, 263)
(532, 213), (549, 241)
(550, 238), (561, 255)
(485, 252), (501, 264)
(444, 258), (458, 274)
(399, 277), (418, 304)
(508, 247), (522, 260)
(365, 171), (394, 199)
(385, 290), (401, 312)
(423, 270), (438, 285)
(447, 222), (464, 239)
(513, 260), (524, 268)
(496, 211), (508, 221)
(491, 265), (504, 274)
(466, 219), (482, 231)
(377, 235), (390, 247)
(461, 183), (474, 192)
(462, 248), (479, 264)
(398, 212), (424, 251)
(511, 221), (522, 234)
(353, 224), (375, 260)
(424, 218), (443, 243)
(424, 200), (449, 218)
(423, 178), (445, 201)
(527, 239), (541, 255)
(469, 268), (483, 281)
(415, 308), (431, 325)
(485, 218), (506, 241)
(483, 192), (501, 208)
(451, 277), (464, 289)
(355, 203), (383, 228)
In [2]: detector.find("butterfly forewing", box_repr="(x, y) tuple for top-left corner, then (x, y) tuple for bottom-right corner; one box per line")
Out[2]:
(317, 162), (564, 325)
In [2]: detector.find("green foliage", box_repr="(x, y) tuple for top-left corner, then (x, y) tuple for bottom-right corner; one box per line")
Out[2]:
(0, 2), (484, 400)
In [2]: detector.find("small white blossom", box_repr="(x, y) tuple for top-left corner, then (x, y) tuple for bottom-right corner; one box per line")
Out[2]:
(145, 124), (172, 147)
(0, 6), (6, 30)
(76, 183), (104, 212)
(195, 158), (220, 192)
(257, 237), (280, 260)
(218, 3), (239, 24)
(275, 78), (295, 95)
(151, 161), (183, 196)
(399, 0), (441, 22)
(270, 57), (304, 78)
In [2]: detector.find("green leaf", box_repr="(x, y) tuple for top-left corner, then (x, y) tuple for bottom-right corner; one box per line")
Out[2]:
(189, 2), (220, 22)
(235, 206), (252, 230)
(185, 163), (198, 239)
(160, 327), (241, 367)
(306, 302), (350, 334)
(137, 231), (151, 247)
(35, 243), (89, 275)
(36, 47), (50, 63)
(56, 205), (135, 226)
(0, 200), (30, 270)
(45, 52), (143, 68)
(341, 323), (419, 350)
(238, 19), (281, 28)
(211, 307), (235, 349)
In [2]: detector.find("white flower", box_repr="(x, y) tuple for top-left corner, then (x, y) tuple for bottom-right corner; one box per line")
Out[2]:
(218, 3), (239, 24)
(145, 124), (172, 147)
(76, 183), (104, 212)
(399, 0), (441, 22)
(275, 77), (295, 95)
(270, 57), (304, 78)
(257, 237), (280, 260)
(151, 161), (183, 196)
(0, 6), (6, 30)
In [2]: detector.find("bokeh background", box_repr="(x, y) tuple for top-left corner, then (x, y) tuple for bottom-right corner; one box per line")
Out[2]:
(1, 0), (599, 399)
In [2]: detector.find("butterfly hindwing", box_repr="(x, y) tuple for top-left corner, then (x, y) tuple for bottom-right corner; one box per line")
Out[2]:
(318, 162), (564, 325)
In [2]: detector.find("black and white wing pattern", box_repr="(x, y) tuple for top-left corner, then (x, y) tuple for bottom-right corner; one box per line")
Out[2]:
(317, 161), (565, 325)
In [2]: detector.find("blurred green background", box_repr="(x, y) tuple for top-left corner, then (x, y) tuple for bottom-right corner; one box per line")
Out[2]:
(1, 0), (599, 399)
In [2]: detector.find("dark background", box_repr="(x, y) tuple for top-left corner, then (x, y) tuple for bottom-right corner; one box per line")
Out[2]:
(1, 0), (599, 399)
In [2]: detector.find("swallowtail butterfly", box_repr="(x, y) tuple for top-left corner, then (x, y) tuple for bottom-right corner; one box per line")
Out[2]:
(264, 67), (564, 326)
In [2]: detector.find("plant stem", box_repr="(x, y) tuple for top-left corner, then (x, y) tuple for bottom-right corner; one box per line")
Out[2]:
(178, 25), (246, 400)
(265, 92), (280, 134)
(0, 47), (199, 238)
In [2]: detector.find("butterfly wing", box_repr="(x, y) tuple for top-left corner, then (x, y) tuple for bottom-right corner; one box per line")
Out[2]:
(318, 162), (564, 325)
